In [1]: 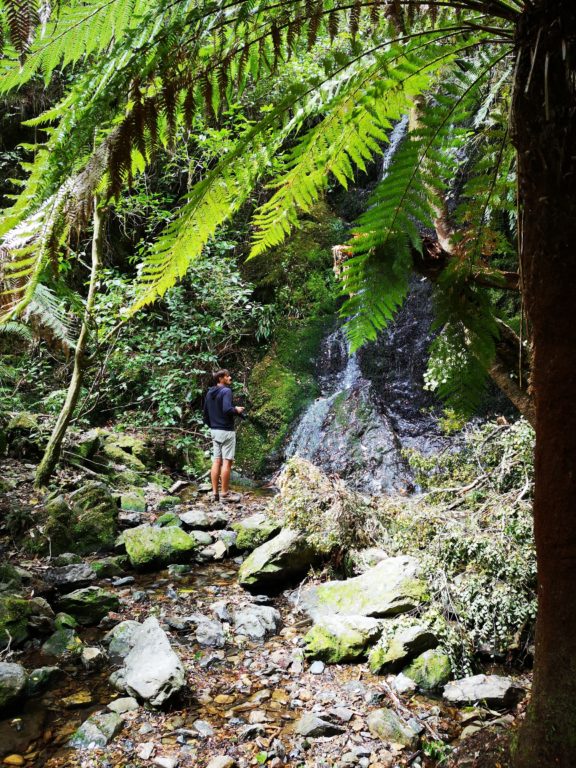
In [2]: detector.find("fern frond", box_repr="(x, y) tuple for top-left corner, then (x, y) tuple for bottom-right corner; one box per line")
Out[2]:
(0, 319), (33, 342)
(23, 283), (77, 348)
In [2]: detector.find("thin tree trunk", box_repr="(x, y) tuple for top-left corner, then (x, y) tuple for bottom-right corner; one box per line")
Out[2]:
(512, 2), (576, 765)
(35, 197), (104, 488)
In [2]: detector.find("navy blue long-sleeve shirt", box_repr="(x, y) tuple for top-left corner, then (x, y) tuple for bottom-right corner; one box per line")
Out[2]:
(203, 385), (236, 431)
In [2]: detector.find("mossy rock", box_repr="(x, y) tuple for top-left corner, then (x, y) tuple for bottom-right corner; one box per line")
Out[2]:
(402, 648), (452, 691)
(158, 496), (180, 510)
(57, 587), (119, 626)
(231, 513), (281, 552)
(238, 528), (318, 591)
(368, 624), (439, 674)
(120, 491), (147, 514)
(0, 596), (34, 649)
(68, 482), (118, 554)
(103, 442), (147, 471)
(0, 662), (28, 710)
(90, 556), (127, 578)
(303, 616), (383, 663)
(42, 628), (84, 659)
(0, 561), (22, 591)
(122, 524), (197, 570)
(7, 412), (39, 432)
(156, 512), (182, 528)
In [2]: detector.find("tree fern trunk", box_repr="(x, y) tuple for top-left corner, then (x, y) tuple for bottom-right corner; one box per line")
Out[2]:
(512, 2), (576, 765)
(34, 197), (104, 488)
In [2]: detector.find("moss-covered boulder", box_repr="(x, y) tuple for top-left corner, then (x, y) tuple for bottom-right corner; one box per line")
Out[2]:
(303, 616), (383, 663)
(269, 458), (371, 555)
(0, 595), (54, 649)
(238, 528), (318, 591)
(68, 482), (119, 554)
(6, 412), (45, 458)
(120, 491), (147, 514)
(232, 513), (281, 552)
(121, 524), (197, 570)
(299, 556), (428, 621)
(102, 434), (152, 472)
(57, 586), (119, 625)
(158, 496), (180, 510)
(0, 662), (27, 711)
(42, 628), (84, 658)
(404, 649), (452, 691)
(90, 556), (127, 578)
(0, 561), (22, 592)
(368, 624), (439, 674)
(156, 512), (182, 527)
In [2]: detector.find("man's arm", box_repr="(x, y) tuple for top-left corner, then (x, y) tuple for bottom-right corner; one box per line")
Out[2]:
(221, 387), (244, 417)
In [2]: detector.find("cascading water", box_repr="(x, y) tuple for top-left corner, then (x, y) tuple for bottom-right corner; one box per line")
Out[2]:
(284, 116), (447, 493)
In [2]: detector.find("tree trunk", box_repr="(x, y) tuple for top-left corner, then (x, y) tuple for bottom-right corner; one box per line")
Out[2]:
(511, 2), (576, 765)
(34, 197), (104, 488)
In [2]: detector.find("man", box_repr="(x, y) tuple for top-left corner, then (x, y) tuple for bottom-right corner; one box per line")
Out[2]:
(203, 369), (245, 502)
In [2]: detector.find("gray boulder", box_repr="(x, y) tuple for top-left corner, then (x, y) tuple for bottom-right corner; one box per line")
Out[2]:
(0, 662), (27, 710)
(44, 563), (96, 593)
(233, 605), (282, 641)
(195, 619), (226, 648)
(179, 509), (229, 530)
(443, 674), (525, 709)
(111, 617), (185, 706)
(238, 528), (318, 591)
(103, 620), (141, 663)
(297, 556), (426, 621)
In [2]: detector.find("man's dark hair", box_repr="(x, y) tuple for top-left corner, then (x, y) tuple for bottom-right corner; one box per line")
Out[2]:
(212, 369), (230, 385)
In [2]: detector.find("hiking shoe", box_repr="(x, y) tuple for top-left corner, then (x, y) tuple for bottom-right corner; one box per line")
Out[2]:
(220, 492), (242, 503)
(211, 493), (220, 502)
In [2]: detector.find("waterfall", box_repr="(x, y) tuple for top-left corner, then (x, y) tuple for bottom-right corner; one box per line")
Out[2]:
(283, 117), (447, 494)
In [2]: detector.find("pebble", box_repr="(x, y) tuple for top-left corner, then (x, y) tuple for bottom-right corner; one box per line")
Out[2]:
(137, 743), (155, 759)
(309, 661), (325, 675)
(193, 719), (215, 737)
(3, 757), (25, 766)
(205, 757), (236, 768)
(153, 756), (179, 768)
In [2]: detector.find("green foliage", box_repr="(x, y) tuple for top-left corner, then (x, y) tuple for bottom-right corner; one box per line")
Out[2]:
(380, 420), (536, 672)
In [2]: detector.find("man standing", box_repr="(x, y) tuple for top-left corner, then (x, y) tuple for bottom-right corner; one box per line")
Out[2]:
(203, 369), (245, 502)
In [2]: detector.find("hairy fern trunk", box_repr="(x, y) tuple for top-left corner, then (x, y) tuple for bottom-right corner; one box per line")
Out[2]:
(512, 2), (576, 765)
(34, 198), (104, 488)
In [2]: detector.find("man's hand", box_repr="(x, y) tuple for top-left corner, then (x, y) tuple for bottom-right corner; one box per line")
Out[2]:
(235, 406), (245, 414)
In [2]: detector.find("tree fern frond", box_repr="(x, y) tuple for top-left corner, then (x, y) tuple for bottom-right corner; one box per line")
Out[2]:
(0, 319), (33, 342)
(23, 282), (78, 348)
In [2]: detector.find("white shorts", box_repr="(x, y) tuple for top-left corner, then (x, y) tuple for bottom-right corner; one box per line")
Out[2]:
(211, 429), (236, 460)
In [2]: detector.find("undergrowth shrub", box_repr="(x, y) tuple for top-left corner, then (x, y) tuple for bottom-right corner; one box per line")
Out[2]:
(376, 419), (536, 674)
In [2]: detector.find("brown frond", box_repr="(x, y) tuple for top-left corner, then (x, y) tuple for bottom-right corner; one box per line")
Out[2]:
(5, 0), (38, 58)
(271, 23), (282, 69)
(307, 2), (322, 50)
(183, 85), (196, 129)
(162, 78), (178, 146)
(349, 0), (361, 40)
(385, 0), (405, 33)
(328, 9), (339, 41)
(218, 60), (229, 104)
(202, 73), (216, 123)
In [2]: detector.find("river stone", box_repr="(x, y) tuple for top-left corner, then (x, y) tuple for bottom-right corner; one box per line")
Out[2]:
(294, 713), (344, 737)
(237, 528), (318, 591)
(298, 556), (426, 620)
(90, 556), (126, 578)
(120, 492), (147, 514)
(156, 512), (182, 528)
(196, 619), (226, 648)
(368, 625), (438, 674)
(107, 696), (139, 714)
(68, 710), (123, 748)
(403, 649), (452, 691)
(443, 674), (524, 708)
(103, 620), (142, 662)
(206, 757), (236, 768)
(179, 509), (229, 530)
(42, 628), (83, 658)
(0, 595), (55, 649)
(44, 563), (96, 593)
(367, 708), (419, 746)
(0, 663), (27, 710)
(191, 530), (213, 546)
(81, 646), (106, 670)
(231, 513), (281, 552)
(122, 525), (197, 569)
(113, 617), (185, 706)
(233, 605), (281, 640)
(303, 615), (383, 663)
(26, 666), (61, 696)
(57, 586), (119, 625)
